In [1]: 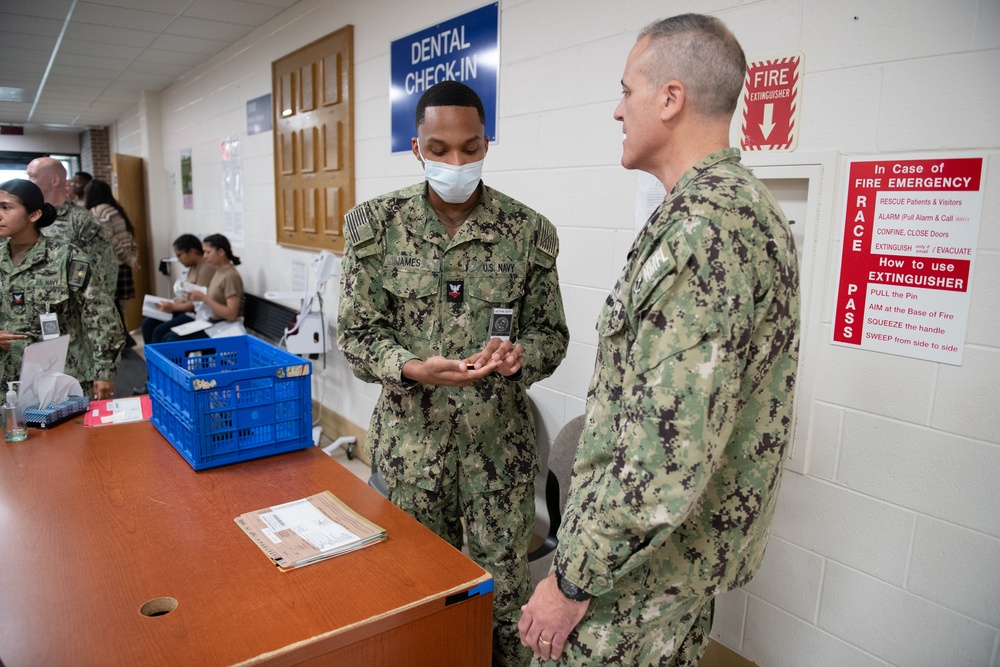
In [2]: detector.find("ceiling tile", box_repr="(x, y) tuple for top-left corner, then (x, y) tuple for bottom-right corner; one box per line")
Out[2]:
(166, 17), (256, 42)
(73, 2), (176, 32)
(0, 14), (66, 38)
(0, 0), (304, 131)
(63, 23), (159, 49)
(0, 31), (60, 52)
(86, 0), (191, 12)
(58, 38), (144, 61)
(182, 0), (284, 27)
(3, 0), (74, 21)
(149, 33), (231, 56)
(137, 49), (211, 68)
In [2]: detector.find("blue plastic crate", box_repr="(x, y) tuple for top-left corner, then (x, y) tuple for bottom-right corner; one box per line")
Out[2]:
(144, 335), (312, 470)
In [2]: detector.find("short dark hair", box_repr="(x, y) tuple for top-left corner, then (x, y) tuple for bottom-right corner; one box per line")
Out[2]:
(75, 171), (93, 183)
(173, 234), (204, 254)
(415, 81), (486, 129)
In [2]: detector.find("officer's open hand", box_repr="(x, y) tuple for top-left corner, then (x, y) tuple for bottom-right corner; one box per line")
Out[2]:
(402, 356), (500, 388)
(472, 337), (523, 377)
(0, 330), (27, 352)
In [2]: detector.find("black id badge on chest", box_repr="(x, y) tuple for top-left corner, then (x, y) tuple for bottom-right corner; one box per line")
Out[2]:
(489, 308), (514, 341)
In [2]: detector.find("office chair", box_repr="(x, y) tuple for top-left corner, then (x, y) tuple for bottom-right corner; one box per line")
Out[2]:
(527, 414), (585, 589)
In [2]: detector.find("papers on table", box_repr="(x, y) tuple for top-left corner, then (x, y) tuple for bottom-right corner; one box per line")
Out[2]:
(235, 491), (387, 571)
(205, 320), (247, 338)
(170, 319), (213, 336)
(84, 395), (153, 427)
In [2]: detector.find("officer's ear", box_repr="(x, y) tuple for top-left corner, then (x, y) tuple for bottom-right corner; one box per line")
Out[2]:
(660, 80), (685, 122)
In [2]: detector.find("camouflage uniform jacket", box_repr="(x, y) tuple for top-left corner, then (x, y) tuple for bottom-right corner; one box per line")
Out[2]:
(44, 201), (119, 298)
(555, 149), (800, 598)
(338, 182), (569, 493)
(0, 237), (124, 388)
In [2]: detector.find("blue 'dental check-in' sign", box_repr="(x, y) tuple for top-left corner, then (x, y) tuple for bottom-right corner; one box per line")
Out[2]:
(389, 2), (499, 153)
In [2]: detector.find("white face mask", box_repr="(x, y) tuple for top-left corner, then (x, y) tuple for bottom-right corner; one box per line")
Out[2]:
(418, 144), (484, 203)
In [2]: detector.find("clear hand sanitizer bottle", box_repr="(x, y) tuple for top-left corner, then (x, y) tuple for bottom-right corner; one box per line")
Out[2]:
(4, 381), (27, 442)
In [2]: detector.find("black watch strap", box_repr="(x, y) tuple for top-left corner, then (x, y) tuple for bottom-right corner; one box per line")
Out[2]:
(555, 571), (592, 601)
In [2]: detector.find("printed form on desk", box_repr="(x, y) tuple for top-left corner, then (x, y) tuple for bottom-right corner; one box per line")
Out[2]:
(84, 395), (153, 426)
(235, 491), (387, 571)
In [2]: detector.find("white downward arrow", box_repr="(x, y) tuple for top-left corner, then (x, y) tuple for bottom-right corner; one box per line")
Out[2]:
(760, 103), (776, 139)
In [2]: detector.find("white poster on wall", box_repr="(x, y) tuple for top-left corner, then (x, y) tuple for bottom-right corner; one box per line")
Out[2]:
(221, 136), (244, 247)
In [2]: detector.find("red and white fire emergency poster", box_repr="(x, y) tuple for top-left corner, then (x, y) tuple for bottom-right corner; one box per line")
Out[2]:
(832, 155), (984, 365)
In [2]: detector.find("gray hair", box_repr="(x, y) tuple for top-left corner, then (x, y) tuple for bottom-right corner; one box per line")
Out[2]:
(638, 14), (746, 117)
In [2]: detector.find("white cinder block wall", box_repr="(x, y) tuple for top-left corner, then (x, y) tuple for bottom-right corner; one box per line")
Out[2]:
(110, 0), (999, 665)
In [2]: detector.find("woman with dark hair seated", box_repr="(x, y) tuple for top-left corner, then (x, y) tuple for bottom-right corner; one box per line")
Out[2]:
(140, 234), (217, 345)
(0, 179), (124, 400)
(161, 234), (244, 342)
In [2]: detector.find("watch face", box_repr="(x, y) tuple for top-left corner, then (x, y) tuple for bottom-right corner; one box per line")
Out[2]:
(557, 574), (590, 601)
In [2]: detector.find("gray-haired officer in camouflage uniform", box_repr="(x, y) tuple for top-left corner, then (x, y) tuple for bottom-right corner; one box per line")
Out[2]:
(0, 179), (124, 401)
(338, 81), (568, 667)
(518, 15), (800, 666)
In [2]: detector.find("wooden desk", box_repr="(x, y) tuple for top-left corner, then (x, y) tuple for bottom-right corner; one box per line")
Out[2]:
(0, 421), (492, 666)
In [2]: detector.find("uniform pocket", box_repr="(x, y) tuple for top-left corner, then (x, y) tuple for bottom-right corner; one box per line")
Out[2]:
(465, 267), (524, 304)
(28, 280), (70, 317)
(596, 291), (626, 339)
(382, 264), (438, 344)
(465, 267), (524, 342)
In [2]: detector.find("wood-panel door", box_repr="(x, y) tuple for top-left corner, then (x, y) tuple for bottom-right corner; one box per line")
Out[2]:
(273, 25), (354, 254)
(111, 153), (149, 333)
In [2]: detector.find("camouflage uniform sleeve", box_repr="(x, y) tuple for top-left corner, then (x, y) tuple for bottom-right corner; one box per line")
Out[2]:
(555, 222), (751, 596)
(96, 220), (120, 297)
(336, 203), (419, 391)
(74, 208), (119, 298)
(73, 247), (125, 380)
(513, 216), (568, 386)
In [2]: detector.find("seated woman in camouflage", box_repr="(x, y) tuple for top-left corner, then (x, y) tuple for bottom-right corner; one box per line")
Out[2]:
(0, 179), (124, 400)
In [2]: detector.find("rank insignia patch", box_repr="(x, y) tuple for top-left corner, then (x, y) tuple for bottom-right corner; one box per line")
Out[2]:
(446, 281), (464, 303)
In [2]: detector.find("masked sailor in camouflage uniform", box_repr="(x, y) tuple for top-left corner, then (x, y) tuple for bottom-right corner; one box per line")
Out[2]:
(518, 15), (800, 666)
(338, 81), (568, 667)
(0, 179), (124, 401)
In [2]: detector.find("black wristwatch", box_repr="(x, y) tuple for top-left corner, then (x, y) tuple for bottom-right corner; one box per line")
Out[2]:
(555, 571), (592, 602)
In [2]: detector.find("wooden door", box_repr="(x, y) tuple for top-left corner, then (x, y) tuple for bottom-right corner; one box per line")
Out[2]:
(111, 153), (149, 332)
(273, 25), (354, 254)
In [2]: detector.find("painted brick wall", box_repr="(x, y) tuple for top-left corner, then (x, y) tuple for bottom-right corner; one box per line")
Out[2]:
(123, 1), (1000, 664)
